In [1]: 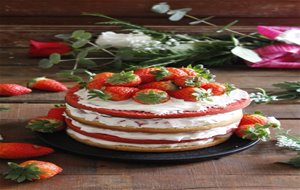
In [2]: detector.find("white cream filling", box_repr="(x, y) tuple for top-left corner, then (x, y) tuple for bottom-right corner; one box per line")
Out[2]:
(66, 104), (243, 129)
(74, 88), (249, 115)
(67, 128), (221, 148)
(66, 116), (238, 141)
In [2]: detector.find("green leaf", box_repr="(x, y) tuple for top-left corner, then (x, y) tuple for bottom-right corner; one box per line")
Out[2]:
(105, 71), (136, 84)
(77, 49), (89, 59)
(231, 46), (262, 63)
(134, 90), (168, 104)
(72, 39), (89, 49)
(55, 34), (72, 40)
(71, 30), (92, 40)
(152, 2), (170, 14)
(78, 58), (97, 67)
(88, 89), (112, 100)
(168, 8), (192, 21)
(277, 156), (300, 168)
(5, 162), (43, 183)
(49, 53), (61, 64)
(0, 107), (9, 111)
(39, 59), (53, 69)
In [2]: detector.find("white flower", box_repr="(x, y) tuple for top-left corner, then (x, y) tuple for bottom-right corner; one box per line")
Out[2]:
(95, 31), (152, 48)
(276, 136), (300, 150)
(267, 116), (281, 128)
(0, 134), (3, 141)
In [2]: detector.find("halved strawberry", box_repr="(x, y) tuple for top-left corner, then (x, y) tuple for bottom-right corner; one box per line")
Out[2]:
(173, 76), (207, 88)
(5, 160), (62, 182)
(133, 67), (160, 83)
(88, 86), (139, 101)
(169, 87), (212, 102)
(133, 89), (170, 104)
(105, 71), (141, 87)
(239, 114), (268, 126)
(26, 116), (65, 133)
(201, 82), (226, 96)
(28, 77), (67, 92)
(139, 80), (178, 91)
(0, 84), (32, 96)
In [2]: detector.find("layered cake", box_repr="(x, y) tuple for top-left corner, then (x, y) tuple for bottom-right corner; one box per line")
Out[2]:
(64, 66), (250, 152)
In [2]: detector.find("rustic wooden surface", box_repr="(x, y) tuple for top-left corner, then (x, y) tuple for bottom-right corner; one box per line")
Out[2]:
(0, 47), (299, 190)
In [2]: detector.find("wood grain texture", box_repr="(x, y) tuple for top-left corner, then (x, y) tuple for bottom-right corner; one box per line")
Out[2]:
(1, 0), (300, 26)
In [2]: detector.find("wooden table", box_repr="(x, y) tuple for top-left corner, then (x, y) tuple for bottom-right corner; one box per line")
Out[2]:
(0, 48), (299, 189)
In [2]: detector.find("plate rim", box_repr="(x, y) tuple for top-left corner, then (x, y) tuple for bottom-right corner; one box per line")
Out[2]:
(35, 131), (259, 162)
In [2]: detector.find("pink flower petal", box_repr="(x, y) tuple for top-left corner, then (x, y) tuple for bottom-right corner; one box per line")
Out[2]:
(257, 26), (300, 40)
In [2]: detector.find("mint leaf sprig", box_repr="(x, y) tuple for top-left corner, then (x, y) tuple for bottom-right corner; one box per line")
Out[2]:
(0, 107), (9, 111)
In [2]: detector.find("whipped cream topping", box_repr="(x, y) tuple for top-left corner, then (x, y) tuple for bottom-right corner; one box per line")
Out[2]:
(66, 104), (242, 129)
(67, 128), (225, 148)
(66, 116), (238, 141)
(74, 88), (249, 115)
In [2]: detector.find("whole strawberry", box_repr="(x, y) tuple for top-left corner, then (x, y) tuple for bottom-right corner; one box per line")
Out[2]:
(105, 71), (141, 87)
(28, 77), (67, 92)
(150, 67), (188, 81)
(134, 67), (160, 83)
(26, 116), (65, 133)
(173, 76), (207, 88)
(139, 80), (178, 92)
(239, 113), (268, 126)
(169, 87), (212, 102)
(5, 160), (62, 182)
(88, 86), (139, 101)
(47, 106), (66, 121)
(0, 143), (54, 159)
(93, 72), (114, 80)
(201, 82), (226, 96)
(0, 84), (32, 96)
(133, 89), (170, 104)
(87, 72), (114, 89)
(235, 123), (271, 141)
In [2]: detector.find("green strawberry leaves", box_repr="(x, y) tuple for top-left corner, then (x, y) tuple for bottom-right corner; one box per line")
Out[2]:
(4, 162), (44, 183)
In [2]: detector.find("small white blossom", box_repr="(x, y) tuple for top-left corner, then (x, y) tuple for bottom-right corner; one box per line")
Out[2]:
(95, 31), (152, 48)
(267, 116), (281, 128)
(276, 136), (300, 151)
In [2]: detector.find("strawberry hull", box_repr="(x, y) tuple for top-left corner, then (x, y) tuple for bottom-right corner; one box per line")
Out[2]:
(65, 86), (251, 119)
(65, 118), (235, 144)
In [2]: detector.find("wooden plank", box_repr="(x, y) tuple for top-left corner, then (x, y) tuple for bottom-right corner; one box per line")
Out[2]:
(2, 17), (300, 26)
(0, 119), (299, 189)
(1, 0), (300, 18)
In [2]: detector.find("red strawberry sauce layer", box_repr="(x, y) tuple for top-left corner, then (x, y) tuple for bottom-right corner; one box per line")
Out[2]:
(66, 86), (251, 119)
(66, 118), (234, 144)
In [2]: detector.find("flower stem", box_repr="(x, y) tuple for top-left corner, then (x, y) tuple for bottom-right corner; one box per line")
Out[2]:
(184, 14), (258, 39)
(87, 42), (115, 57)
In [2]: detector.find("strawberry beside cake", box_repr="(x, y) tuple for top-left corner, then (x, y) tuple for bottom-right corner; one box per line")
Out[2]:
(64, 65), (251, 152)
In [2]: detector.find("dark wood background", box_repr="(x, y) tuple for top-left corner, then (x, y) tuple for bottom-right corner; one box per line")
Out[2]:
(1, 0), (300, 47)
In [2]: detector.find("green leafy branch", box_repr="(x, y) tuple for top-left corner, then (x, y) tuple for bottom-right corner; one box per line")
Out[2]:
(250, 81), (300, 104)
